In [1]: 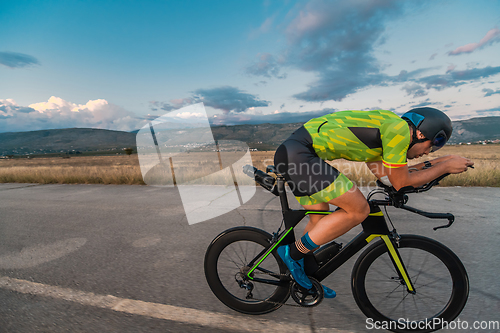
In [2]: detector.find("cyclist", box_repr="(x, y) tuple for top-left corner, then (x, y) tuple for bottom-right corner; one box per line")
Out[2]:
(274, 107), (474, 297)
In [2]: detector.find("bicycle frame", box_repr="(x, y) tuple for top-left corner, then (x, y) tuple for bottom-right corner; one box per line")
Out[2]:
(245, 174), (452, 293)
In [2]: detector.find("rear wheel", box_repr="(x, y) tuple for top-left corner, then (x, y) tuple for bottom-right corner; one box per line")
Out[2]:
(352, 235), (469, 332)
(204, 228), (291, 314)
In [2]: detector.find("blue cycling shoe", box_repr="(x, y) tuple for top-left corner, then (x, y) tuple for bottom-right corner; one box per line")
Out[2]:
(322, 285), (336, 298)
(277, 245), (312, 289)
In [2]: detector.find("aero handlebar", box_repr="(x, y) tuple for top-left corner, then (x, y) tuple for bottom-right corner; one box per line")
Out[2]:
(373, 173), (455, 230)
(243, 165), (279, 196)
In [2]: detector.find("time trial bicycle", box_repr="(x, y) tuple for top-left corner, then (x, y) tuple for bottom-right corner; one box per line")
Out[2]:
(204, 165), (469, 333)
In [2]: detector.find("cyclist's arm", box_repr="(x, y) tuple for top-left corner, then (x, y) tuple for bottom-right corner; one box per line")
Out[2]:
(365, 160), (440, 188)
(409, 155), (455, 171)
(385, 156), (473, 190)
(385, 164), (448, 190)
(366, 156), (452, 180)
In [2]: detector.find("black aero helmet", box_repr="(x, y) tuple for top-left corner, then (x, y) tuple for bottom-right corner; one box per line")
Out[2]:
(401, 107), (452, 151)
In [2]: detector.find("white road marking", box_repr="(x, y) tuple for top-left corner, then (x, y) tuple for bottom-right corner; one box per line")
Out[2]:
(0, 276), (351, 332)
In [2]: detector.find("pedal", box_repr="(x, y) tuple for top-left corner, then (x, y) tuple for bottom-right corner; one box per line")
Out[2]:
(290, 277), (324, 307)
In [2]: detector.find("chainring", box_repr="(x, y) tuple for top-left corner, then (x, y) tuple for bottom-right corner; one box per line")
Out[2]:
(290, 277), (324, 307)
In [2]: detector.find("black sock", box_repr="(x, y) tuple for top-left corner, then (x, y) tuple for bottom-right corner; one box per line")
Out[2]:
(288, 233), (319, 261)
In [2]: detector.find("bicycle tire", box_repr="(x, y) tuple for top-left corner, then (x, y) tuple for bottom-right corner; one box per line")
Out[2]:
(204, 227), (291, 314)
(352, 235), (469, 333)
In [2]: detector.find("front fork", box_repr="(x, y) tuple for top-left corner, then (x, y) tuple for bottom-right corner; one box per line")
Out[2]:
(367, 233), (416, 294)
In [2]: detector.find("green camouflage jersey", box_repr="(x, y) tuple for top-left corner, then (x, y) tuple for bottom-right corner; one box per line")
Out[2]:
(304, 110), (410, 168)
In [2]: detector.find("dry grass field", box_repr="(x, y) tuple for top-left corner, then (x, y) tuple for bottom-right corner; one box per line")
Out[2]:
(0, 144), (499, 187)
(0, 155), (145, 185)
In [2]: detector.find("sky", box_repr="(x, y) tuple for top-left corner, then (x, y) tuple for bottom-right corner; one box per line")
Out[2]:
(1, 0), (500, 133)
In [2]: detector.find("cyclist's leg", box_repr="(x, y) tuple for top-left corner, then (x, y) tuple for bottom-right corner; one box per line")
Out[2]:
(305, 185), (369, 245)
(274, 134), (322, 290)
(297, 198), (362, 299)
(302, 202), (329, 235)
(298, 183), (368, 298)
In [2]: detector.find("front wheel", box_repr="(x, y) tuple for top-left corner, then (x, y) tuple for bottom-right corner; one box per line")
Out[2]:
(204, 227), (291, 314)
(352, 235), (469, 333)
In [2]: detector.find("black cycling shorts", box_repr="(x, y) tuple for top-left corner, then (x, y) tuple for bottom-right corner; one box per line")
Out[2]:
(273, 126), (353, 206)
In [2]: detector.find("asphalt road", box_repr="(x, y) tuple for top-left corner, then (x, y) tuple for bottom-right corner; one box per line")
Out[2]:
(0, 183), (499, 332)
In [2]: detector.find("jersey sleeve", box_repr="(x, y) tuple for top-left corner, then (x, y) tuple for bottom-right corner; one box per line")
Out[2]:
(380, 119), (410, 168)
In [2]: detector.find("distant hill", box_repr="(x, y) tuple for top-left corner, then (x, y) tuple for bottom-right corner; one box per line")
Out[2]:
(211, 123), (302, 150)
(448, 116), (500, 144)
(0, 128), (136, 156)
(0, 116), (499, 156)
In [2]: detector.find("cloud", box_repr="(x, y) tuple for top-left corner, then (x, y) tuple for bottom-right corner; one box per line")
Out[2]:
(193, 86), (271, 113)
(416, 66), (500, 91)
(483, 88), (500, 97)
(452, 66), (500, 80)
(150, 98), (195, 112)
(246, 4), (500, 104)
(249, 15), (276, 39)
(0, 99), (37, 115)
(154, 86), (271, 115)
(254, 80), (268, 86)
(295, 66), (440, 102)
(402, 83), (428, 98)
(474, 106), (500, 117)
(408, 99), (442, 109)
(0, 97), (145, 133)
(247, 0), (407, 102)
(245, 53), (287, 79)
(446, 64), (456, 73)
(449, 28), (500, 56)
(140, 114), (162, 121)
(0, 52), (40, 68)
(288, 0), (406, 101)
(394, 68), (440, 82)
(174, 111), (205, 119)
(293, 71), (388, 102)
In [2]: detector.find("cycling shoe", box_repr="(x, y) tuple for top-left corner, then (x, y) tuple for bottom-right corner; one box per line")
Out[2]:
(277, 245), (312, 289)
(322, 285), (336, 298)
